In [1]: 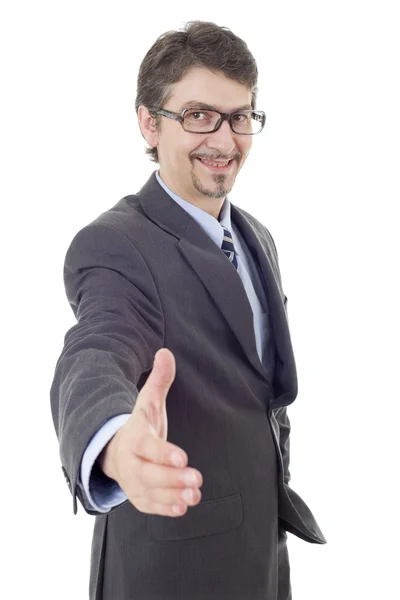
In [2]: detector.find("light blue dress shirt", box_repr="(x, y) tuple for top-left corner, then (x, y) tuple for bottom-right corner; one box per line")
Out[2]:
(78, 170), (275, 512)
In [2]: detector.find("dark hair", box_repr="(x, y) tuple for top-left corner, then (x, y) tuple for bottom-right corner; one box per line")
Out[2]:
(135, 21), (259, 163)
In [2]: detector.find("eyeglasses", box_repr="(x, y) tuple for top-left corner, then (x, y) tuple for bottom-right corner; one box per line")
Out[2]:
(150, 107), (266, 135)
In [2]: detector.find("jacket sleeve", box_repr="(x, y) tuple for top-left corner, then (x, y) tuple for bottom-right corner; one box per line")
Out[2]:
(274, 294), (291, 485)
(50, 222), (165, 516)
(273, 406), (291, 485)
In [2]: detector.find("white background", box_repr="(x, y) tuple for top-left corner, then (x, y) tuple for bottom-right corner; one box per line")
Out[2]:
(1, 1), (399, 598)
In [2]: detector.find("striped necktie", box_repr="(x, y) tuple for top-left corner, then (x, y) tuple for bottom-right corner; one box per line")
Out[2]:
(221, 226), (238, 270)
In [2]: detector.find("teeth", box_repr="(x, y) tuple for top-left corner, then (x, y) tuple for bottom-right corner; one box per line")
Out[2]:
(200, 159), (230, 168)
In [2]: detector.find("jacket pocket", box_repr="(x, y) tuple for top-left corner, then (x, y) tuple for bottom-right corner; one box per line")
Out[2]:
(147, 493), (243, 541)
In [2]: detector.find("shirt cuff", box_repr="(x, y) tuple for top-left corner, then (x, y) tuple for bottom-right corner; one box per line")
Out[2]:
(79, 414), (130, 512)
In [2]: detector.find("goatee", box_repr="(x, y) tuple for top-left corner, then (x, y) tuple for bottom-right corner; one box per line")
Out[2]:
(191, 171), (231, 199)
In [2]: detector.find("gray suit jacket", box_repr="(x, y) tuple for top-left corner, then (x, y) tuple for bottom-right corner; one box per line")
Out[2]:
(50, 172), (326, 600)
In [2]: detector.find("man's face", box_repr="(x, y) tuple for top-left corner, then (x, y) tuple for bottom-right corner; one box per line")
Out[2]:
(142, 67), (254, 214)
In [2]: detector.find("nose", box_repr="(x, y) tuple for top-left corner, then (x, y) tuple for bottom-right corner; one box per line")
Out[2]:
(206, 118), (236, 156)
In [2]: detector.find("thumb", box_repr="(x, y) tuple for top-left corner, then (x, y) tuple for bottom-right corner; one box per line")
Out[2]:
(137, 348), (176, 433)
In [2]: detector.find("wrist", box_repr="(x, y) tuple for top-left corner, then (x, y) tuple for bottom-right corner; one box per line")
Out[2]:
(97, 435), (119, 481)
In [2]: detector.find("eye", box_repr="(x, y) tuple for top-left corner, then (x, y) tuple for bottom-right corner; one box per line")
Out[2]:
(232, 112), (249, 122)
(186, 110), (208, 121)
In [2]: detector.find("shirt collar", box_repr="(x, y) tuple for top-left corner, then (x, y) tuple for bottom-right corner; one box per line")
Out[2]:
(155, 169), (234, 248)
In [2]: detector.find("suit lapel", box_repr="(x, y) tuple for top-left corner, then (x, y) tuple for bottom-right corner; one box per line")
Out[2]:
(178, 221), (265, 380)
(138, 173), (297, 407)
(231, 207), (298, 407)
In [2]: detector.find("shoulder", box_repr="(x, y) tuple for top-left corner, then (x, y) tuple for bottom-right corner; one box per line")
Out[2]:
(66, 193), (151, 253)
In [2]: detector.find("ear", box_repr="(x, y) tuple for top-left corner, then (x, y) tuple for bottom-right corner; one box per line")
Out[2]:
(138, 105), (159, 148)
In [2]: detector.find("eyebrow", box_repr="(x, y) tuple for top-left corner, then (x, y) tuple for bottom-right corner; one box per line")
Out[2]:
(177, 100), (252, 113)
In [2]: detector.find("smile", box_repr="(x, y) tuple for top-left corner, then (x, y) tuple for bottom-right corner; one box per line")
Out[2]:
(196, 157), (234, 172)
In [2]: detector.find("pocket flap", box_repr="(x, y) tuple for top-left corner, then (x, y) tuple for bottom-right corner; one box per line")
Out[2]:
(147, 493), (243, 541)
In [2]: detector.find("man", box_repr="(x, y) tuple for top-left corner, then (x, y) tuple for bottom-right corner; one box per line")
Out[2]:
(50, 20), (326, 600)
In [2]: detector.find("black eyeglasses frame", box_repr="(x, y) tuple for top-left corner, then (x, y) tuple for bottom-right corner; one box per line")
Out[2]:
(149, 107), (266, 135)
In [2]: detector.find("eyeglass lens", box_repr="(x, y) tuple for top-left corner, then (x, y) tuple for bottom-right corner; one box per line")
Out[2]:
(183, 109), (263, 134)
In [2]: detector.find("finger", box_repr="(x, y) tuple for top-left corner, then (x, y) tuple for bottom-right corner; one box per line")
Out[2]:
(138, 500), (189, 518)
(146, 485), (202, 508)
(139, 460), (203, 490)
(138, 348), (176, 409)
(135, 348), (175, 436)
(132, 433), (188, 468)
